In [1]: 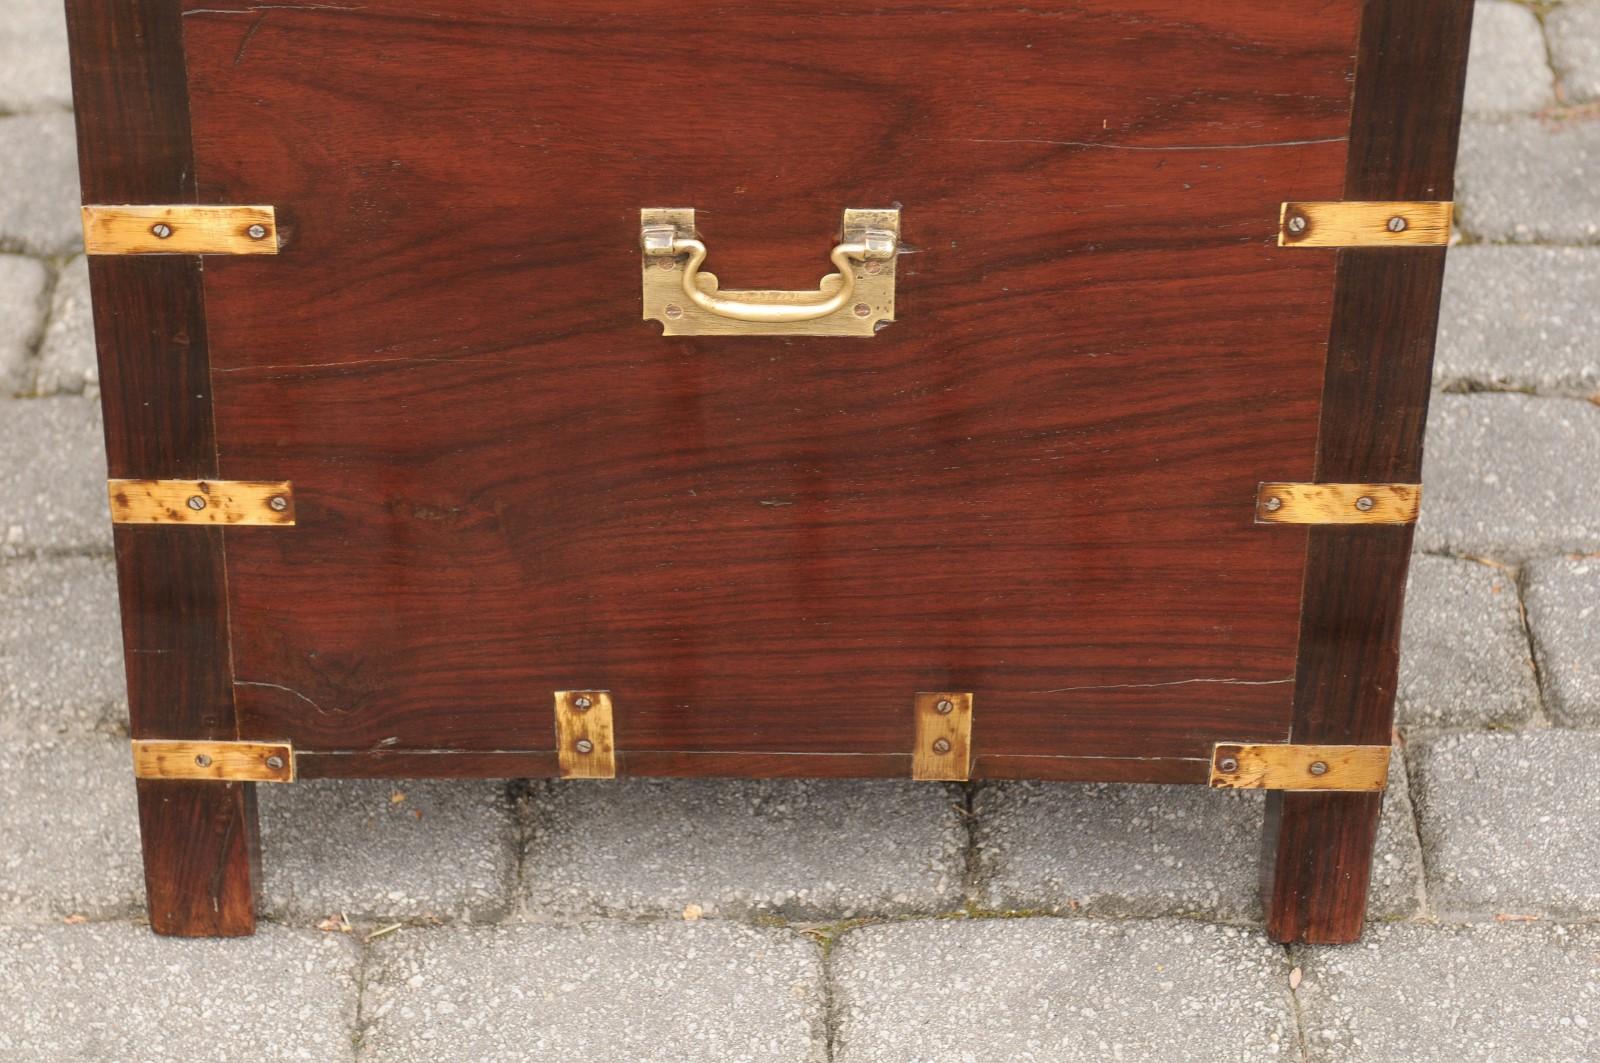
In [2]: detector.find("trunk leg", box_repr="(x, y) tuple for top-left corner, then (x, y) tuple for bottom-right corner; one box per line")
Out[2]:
(137, 779), (261, 937)
(1261, 790), (1382, 944)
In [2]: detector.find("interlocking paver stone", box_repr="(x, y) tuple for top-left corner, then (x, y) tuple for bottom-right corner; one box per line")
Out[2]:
(1411, 730), (1600, 917)
(35, 255), (97, 396)
(1524, 556), (1600, 726)
(1295, 922), (1600, 1063)
(0, 112), (81, 257)
(1397, 554), (1538, 729)
(1550, 1), (1600, 105)
(1454, 115), (1600, 243)
(362, 922), (825, 1063)
(0, 396), (110, 559)
(1435, 246), (1600, 395)
(832, 918), (1295, 1063)
(0, 254), (48, 396)
(260, 778), (518, 922)
(0, 735), (141, 922)
(1416, 393), (1600, 562)
(1464, 0), (1556, 114)
(0, 0), (72, 113)
(0, 923), (360, 1062)
(0, 554), (125, 737)
(522, 778), (965, 920)
(972, 748), (1423, 923)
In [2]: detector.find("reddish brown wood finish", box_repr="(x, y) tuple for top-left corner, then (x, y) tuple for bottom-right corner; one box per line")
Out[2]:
(1264, 0), (1475, 944)
(177, 0), (1365, 770)
(65, 0), (259, 936)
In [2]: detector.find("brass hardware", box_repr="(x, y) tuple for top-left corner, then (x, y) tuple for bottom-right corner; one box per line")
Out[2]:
(554, 690), (616, 779)
(108, 479), (296, 526)
(82, 205), (279, 255)
(1209, 743), (1389, 792)
(1278, 201), (1452, 247)
(913, 691), (973, 781)
(641, 207), (899, 336)
(1255, 482), (1420, 525)
(133, 740), (295, 783)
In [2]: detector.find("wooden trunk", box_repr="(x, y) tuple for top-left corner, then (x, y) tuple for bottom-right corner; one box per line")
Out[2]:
(64, 0), (1473, 940)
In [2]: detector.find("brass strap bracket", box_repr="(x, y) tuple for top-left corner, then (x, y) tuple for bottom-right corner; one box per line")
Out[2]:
(912, 692), (973, 781)
(133, 739), (295, 783)
(83, 205), (279, 255)
(1278, 201), (1452, 247)
(554, 691), (616, 779)
(1255, 482), (1420, 525)
(108, 480), (296, 526)
(1209, 743), (1389, 792)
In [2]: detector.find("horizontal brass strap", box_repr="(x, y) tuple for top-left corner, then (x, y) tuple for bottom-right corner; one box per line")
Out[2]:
(1278, 200), (1452, 247)
(1255, 482), (1420, 525)
(108, 480), (295, 526)
(82, 205), (278, 255)
(133, 740), (295, 783)
(1209, 743), (1389, 792)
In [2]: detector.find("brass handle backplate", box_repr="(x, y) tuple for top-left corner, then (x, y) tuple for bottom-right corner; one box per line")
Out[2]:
(641, 207), (899, 336)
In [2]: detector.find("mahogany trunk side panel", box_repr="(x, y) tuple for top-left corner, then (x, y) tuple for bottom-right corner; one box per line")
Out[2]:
(64, 0), (259, 936)
(1263, 0), (1475, 945)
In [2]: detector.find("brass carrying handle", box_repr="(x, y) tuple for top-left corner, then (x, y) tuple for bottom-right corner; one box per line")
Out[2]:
(641, 223), (898, 323)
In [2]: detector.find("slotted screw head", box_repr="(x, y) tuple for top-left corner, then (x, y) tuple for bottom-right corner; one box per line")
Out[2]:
(1263, 496), (1283, 513)
(664, 304), (684, 319)
(1286, 215), (1307, 234)
(853, 303), (871, 318)
(1309, 760), (1329, 776)
(935, 698), (955, 715)
(194, 753), (212, 767)
(268, 495), (289, 512)
(1218, 756), (1239, 773)
(574, 739), (594, 755)
(265, 754), (285, 770)
(186, 495), (207, 511)
(1355, 496), (1375, 512)
(151, 223), (173, 239)
(573, 695), (593, 712)
(931, 738), (952, 755)
(247, 223), (268, 240)
(1387, 216), (1408, 233)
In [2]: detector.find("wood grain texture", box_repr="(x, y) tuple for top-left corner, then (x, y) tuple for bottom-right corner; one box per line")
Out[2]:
(1278, 200), (1452, 247)
(178, 0), (1366, 776)
(1263, 0), (1475, 945)
(82, 204), (278, 255)
(1255, 482), (1420, 525)
(109, 479), (296, 525)
(133, 740), (295, 782)
(65, 0), (258, 936)
(1210, 743), (1389, 791)
(912, 692), (973, 781)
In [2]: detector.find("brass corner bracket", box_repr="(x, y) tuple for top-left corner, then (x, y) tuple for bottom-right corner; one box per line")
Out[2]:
(554, 690), (616, 779)
(108, 480), (296, 526)
(913, 691), (973, 781)
(83, 205), (279, 255)
(1278, 201), (1452, 247)
(1209, 743), (1389, 792)
(1255, 482), (1420, 525)
(133, 739), (295, 783)
(641, 207), (899, 336)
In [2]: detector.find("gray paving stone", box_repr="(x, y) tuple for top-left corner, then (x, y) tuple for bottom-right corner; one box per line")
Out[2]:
(973, 748), (1424, 924)
(362, 922), (825, 1063)
(1295, 922), (1600, 1063)
(522, 778), (966, 920)
(0, 112), (81, 257)
(1464, 0), (1557, 114)
(832, 918), (1295, 1063)
(0, 923), (360, 1062)
(1454, 115), (1600, 243)
(0, 735), (141, 922)
(1411, 730), (1600, 917)
(1435, 246), (1600, 395)
(1524, 556), (1600, 726)
(0, 0), (72, 113)
(0, 396), (110, 559)
(260, 778), (518, 923)
(0, 554), (125, 738)
(1550, 1), (1600, 105)
(1397, 554), (1538, 729)
(0, 253), (49, 396)
(35, 255), (97, 396)
(1416, 393), (1600, 562)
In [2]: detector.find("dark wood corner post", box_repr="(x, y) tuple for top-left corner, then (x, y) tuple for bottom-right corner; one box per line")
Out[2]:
(1263, 0), (1475, 944)
(65, 0), (261, 936)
